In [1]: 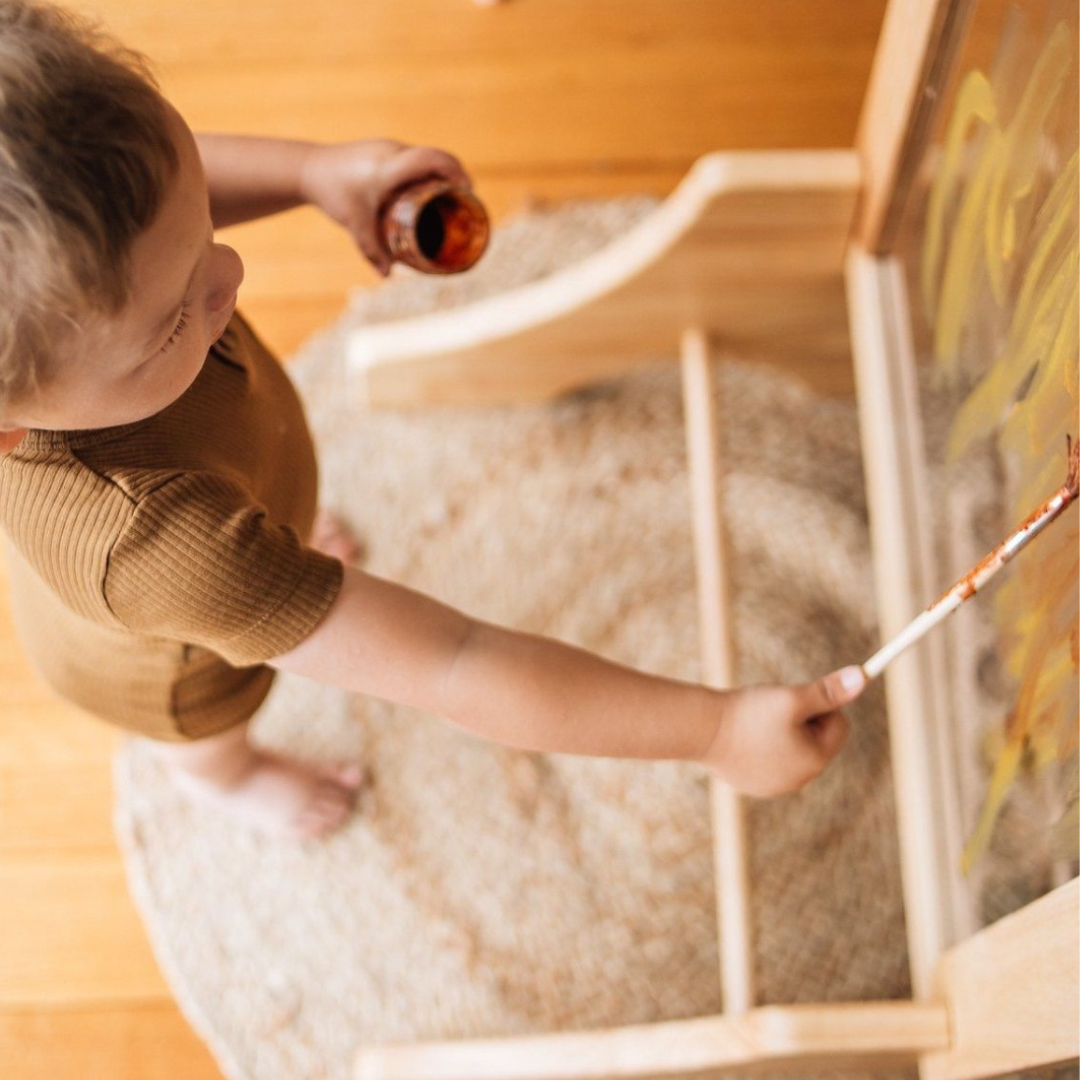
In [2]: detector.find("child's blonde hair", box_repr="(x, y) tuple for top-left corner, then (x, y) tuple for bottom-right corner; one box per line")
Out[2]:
(0, 1), (178, 409)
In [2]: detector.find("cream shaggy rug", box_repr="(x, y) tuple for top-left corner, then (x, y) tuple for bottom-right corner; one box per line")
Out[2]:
(115, 200), (910, 1080)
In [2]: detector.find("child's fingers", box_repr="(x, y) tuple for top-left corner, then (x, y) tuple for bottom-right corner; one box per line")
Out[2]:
(790, 667), (861, 770)
(353, 147), (473, 275)
(350, 226), (391, 275)
(799, 665), (867, 718)
(340, 199), (393, 275)
(380, 145), (472, 195)
(348, 222), (392, 276)
(802, 708), (848, 762)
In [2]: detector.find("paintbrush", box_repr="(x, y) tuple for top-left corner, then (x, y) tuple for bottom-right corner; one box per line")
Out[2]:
(861, 436), (1080, 681)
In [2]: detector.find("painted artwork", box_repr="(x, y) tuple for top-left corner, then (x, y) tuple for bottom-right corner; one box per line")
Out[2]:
(902, 0), (1077, 922)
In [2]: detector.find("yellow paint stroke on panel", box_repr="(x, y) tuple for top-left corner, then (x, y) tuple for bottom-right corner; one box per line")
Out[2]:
(921, 16), (1078, 871)
(922, 68), (997, 371)
(948, 151), (1078, 458)
(924, 22), (1072, 370)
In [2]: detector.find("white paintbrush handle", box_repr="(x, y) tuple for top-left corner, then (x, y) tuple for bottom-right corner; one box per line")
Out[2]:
(860, 472), (1077, 682)
(862, 594), (963, 679)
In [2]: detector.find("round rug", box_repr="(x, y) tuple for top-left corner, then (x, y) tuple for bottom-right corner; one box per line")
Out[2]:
(115, 200), (910, 1080)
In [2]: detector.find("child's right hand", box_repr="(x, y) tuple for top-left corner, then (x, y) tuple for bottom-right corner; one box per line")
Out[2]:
(701, 667), (866, 797)
(298, 139), (473, 276)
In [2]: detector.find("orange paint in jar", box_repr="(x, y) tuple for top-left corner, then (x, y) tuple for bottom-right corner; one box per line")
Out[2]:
(380, 180), (490, 274)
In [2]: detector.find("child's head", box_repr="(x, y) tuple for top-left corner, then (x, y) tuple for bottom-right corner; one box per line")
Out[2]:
(0, 1), (182, 422)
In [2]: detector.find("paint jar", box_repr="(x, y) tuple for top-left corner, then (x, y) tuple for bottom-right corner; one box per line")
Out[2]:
(380, 180), (490, 274)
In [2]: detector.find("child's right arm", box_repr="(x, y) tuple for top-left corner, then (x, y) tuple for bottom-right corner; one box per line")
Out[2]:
(270, 566), (865, 797)
(196, 134), (470, 276)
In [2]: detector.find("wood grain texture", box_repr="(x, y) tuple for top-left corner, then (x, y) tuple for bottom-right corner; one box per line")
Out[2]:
(86, 0), (887, 359)
(922, 879), (1080, 1080)
(854, 0), (970, 252)
(0, 852), (168, 1006)
(1, 1006), (223, 1080)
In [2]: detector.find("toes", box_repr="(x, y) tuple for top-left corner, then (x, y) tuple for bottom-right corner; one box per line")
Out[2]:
(310, 510), (363, 565)
(334, 763), (366, 790)
(313, 761), (366, 791)
(294, 780), (359, 839)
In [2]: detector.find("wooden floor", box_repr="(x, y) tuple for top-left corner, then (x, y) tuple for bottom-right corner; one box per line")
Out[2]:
(0, 2), (885, 1076)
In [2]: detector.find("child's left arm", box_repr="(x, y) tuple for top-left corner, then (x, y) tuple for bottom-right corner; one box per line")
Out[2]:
(271, 565), (864, 798)
(196, 134), (470, 275)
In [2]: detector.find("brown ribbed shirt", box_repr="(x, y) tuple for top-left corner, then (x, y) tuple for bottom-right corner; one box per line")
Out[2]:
(0, 313), (343, 740)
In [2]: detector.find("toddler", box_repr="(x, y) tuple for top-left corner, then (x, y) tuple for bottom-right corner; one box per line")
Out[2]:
(0, 0), (865, 839)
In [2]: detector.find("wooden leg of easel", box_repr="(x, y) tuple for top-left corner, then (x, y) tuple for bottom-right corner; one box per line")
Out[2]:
(845, 249), (975, 994)
(680, 328), (754, 1015)
(920, 877), (1079, 1080)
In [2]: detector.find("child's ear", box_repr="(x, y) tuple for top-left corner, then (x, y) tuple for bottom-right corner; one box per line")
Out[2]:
(0, 428), (28, 452)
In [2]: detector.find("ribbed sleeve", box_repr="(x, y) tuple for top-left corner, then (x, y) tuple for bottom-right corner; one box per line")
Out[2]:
(104, 472), (343, 666)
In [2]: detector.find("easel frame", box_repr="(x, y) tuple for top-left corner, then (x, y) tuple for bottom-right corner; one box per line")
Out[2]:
(351, 2), (1080, 1076)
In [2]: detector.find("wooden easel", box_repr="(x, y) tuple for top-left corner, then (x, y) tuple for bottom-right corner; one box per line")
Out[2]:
(350, 2), (1080, 1076)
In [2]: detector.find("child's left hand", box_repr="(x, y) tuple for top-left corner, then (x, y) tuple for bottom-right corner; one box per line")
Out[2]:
(299, 140), (472, 276)
(699, 666), (865, 797)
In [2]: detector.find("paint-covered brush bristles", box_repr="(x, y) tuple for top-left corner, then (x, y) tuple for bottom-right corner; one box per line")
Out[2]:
(860, 435), (1080, 682)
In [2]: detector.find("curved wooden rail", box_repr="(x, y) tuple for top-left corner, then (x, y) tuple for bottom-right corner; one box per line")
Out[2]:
(347, 150), (860, 407)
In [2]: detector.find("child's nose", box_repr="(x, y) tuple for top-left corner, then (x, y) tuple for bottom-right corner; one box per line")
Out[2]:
(206, 243), (245, 313)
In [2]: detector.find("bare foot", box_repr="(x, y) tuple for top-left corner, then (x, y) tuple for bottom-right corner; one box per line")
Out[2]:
(173, 755), (364, 839)
(152, 723), (365, 840)
(310, 509), (364, 565)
